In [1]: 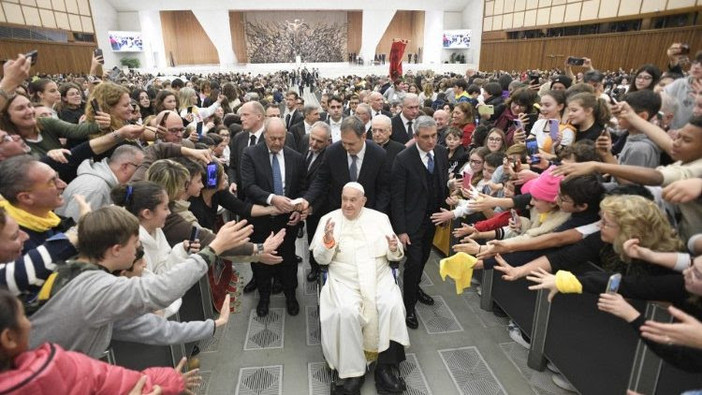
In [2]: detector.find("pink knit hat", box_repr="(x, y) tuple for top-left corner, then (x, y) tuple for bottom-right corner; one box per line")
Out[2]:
(521, 166), (563, 202)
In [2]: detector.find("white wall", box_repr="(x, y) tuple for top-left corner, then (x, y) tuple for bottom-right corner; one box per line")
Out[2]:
(462, 0), (483, 68)
(442, 11), (465, 63)
(116, 11), (145, 68)
(423, 11), (443, 65)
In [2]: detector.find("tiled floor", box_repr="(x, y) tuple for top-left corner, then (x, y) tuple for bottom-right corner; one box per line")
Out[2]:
(196, 237), (570, 394)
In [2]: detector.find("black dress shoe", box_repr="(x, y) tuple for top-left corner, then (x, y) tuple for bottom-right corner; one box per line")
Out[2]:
(243, 277), (257, 294)
(296, 255), (303, 263)
(375, 364), (404, 394)
(417, 288), (434, 305)
(405, 309), (418, 329)
(271, 278), (283, 295)
(340, 375), (365, 394)
(306, 269), (319, 282)
(256, 298), (269, 317)
(286, 296), (300, 316)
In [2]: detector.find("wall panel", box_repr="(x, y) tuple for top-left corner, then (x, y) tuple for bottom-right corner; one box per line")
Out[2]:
(0, 38), (93, 74)
(347, 10), (362, 54)
(160, 10), (218, 66)
(374, 10), (424, 57)
(228, 11), (247, 63)
(480, 26), (702, 71)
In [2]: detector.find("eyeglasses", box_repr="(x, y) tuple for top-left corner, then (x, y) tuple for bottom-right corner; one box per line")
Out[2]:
(167, 127), (185, 134)
(488, 137), (503, 142)
(470, 159), (483, 165)
(600, 218), (618, 229)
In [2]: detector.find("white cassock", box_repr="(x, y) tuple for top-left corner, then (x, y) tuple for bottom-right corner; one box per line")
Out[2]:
(310, 207), (410, 378)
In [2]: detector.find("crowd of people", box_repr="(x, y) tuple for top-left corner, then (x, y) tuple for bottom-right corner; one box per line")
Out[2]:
(0, 40), (700, 394)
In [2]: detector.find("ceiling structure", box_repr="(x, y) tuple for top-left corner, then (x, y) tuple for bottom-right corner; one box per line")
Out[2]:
(102, 0), (474, 12)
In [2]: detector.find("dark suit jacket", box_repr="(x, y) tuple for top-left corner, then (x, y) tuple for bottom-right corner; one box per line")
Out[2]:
(372, 109), (393, 118)
(391, 144), (449, 236)
(282, 109), (303, 130)
(240, 144), (306, 236)
(305, 147), (327, 216)
(228, 130), (297, 187)
(289, 121), (308, 153)
(318, 111), (329, 122)
(380, 140), (405, 170)
(390, 115), (413, 144)
(304, 140), (389, 215)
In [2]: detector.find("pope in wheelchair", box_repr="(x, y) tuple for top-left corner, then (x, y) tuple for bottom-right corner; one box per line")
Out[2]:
(310, 182), (409, 395)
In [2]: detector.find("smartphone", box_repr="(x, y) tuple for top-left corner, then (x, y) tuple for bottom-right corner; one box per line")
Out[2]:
(567, 56), (585, 66)
(478, 105), (494, 116)
(679, 43), (690, 55)
(24, 50), (38, 66)
(462, 170), (473, 189)
(606, 273), (622, 294)
(206, 162), (218, 188)
(549, 119), (560, 140)
(186, 106), (193, 114)
(530, 74), (540, 85)
(513, 119), (523, 130)
(91, 99), (100, 115)
(526, 139), (539, 163)
(93, 48), (104, 64)
(510, 209), (520, 225)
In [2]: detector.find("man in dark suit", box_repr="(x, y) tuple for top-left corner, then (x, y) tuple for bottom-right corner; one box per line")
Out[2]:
(433, 109), (451, 147)
(369, 92), (393, 118)
(240, 117), (307, 317)
(282, 91), (304, 130)
(343, 94), (360, 117)
(301, 116), (390, 218)
(391, 116), (448, 329)
(318, 93), (330, 122)
(289, 104), (321, 153)
(370, 114), (404, 167)
(300, 122), (332, 282)
(354, 103), (373, 134)
(325, 95), (345, 143)
(390, 93), (420, 144)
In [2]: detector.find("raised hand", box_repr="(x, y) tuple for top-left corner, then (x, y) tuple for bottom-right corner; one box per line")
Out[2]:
(526, 268), (558, 302)
(47, 148), (71, 164)
(640, 305), (702, 349)
(386, 234), (399, 252)
(209, 220), (253, 255)
(452, 222), (476, 238)
(263, 229), (286, 254)
(215, 294), (231, 326)
(430, 208), (454, 226)
(493, 254), (522, 281)
(597, 293), (640, 322)
(175, 357), (202, 395)
(323, 217), (335, 244)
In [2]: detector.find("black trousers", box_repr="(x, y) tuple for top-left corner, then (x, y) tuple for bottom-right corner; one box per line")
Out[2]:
(377, 341), (406, 366)
(253, 219), (299, 300)
(402, 215), (436, 311)
(306, 214), (322, 273)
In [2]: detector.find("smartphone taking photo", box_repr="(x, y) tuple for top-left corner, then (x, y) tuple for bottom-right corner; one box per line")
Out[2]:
(606, 273), (622, 294)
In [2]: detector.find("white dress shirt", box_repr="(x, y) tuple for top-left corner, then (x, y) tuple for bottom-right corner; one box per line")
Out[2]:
(266, 149), (286, 204)
(329, 117), (343, 142)
(347, 142), (367, 176)
(417, 146), (434, 171)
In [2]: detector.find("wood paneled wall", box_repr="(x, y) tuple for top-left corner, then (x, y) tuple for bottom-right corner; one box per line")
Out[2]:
(0, 39), (93, 74)
(160, 10), (218, 66)
(480, 26), (702, 71)
(347, 11), (362, 54)
(375, 11), (425, 56)
(229, 11), (248, 64)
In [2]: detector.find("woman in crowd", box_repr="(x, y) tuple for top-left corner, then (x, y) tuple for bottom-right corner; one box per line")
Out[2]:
(452, 102), (477, 148)
(154, 90), (179, 114)
(177, 87), (224, 130)
(484, 128), (507, 153)
(0, 289), (201, 394)
(56, 83), (85, 124)
(28, 78), (60, 119)
(566, 92), (612, 142)
(492, 87), (539, 146)
(132, 88), (154, 118)
(627, 64), (662, 93)
(530, 90), (577, 158)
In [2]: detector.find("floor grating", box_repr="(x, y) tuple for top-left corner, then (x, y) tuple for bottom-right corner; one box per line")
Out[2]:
(499, 342), (573, 395)
(306, 305), (321, 346)
(235, 365), (283, 395)
(416, 295), (464, 334)
(244, 308), (285, 350)
(438, 346), (507, 395)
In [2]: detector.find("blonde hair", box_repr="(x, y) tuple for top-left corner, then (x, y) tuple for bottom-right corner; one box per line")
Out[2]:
(85, 82), (129, 131)
(145, 159), (189, 202)
(178, 87), (198, 110)
(600, 195), (684, 262)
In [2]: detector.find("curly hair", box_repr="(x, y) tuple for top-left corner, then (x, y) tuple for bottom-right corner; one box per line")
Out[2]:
(84, 82), (129, 131)
(600, 195), (684, 262)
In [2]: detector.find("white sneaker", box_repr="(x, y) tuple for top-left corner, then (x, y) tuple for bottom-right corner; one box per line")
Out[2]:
(546, 361), (560, 374)
(509, 327), (530, 349)
(551, 373), (577, 392)
(476, 286), (482, 296)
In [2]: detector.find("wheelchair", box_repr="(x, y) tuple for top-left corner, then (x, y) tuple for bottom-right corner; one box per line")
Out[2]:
(316, 261), (403, 395)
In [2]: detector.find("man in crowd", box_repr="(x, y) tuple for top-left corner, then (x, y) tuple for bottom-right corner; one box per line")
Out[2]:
(303, 116), (390, 217)
(371, 114), (405, 166)
(282, 91), (303, 130)
(391, 116), (448, 329)
(311, 182), (409, 395)
(344, 94), (360, 117)
(240, 117), (307, 317)
(326, 96), (345, 142)
(355, 103), (373, 134)
(433, 109), (451, 147)
(302, 122), (332, 282)
(390, 94), (420, 144)
(290, 104), (321, 153)
(369, 92), (392, 118)
(57, 145), (144, 222)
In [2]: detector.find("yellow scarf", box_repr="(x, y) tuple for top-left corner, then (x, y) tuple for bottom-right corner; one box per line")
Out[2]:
(0, 200), (61, 232)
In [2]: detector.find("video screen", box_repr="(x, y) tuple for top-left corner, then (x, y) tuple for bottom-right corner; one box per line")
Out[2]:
(108, 31), (143, 52)
(443, 30), (471, 49)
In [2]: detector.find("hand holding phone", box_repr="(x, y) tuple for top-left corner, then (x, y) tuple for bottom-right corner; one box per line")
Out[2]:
(566, 56), (585, 66)
(606, 273), (622, 294)
(188, 226), (200, 253)
(549, 119), (560, 141)
(462, 170), (473, 189)
(93, 48), (104, 64)
(24, 50), (38, 66)
(91, 99), (100, 115)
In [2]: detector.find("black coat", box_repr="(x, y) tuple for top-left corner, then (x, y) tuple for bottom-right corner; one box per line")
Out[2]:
(391, 144), (449, 236)
(304, 140), (389, 215)
(228, 130), (297, 187)
(390, 115), (413, 144)
(380, 140), (405, 170)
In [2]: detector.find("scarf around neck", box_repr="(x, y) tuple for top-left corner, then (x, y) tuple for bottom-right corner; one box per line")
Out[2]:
(0, 200), (61, 232)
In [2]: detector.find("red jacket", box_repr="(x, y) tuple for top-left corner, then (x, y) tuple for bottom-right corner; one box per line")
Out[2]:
(0, 343), (185, 394)
(474, 210), (512, 232)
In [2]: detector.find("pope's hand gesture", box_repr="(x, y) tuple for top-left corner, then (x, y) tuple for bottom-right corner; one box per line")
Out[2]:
(386, 235), (398, 252)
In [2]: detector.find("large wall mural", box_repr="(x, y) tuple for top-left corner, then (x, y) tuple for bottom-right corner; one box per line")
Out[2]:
(244, 11), (348, 63)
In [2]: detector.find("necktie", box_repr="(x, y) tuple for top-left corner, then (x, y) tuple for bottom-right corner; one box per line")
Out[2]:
(349, 154), (358, 182)
(272, 153), (283, 195)
(306, 150), (314, 170)
(285, 113), (291, 128)
(407, 121), (413, 137)
(249, 134), (256, 147)
(427, 152), (435, 174)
